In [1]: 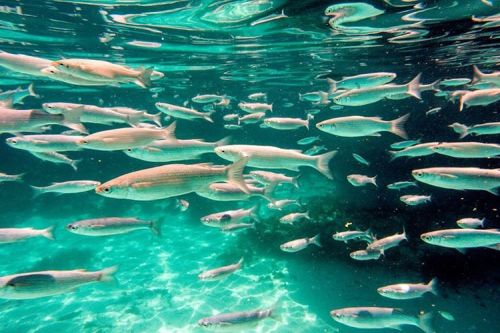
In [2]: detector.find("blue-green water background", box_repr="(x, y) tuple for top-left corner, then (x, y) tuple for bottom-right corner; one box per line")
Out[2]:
(0, 0), (499, 332)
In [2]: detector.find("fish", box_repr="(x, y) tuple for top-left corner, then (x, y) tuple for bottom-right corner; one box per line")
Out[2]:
(267, 199), (301, 211)
(198, 258), (243, 281)
(412, 167), (500, 195)
(440, 78), (471, 86)
(390, 139), (421, 149)
(347, 174), (377, 187)
(352, 153), (370, 166)
(224, 124), (242, 130)
(330, 307), (434, 333)
(78, 125), (175, 151)
(0, 84), (38, 107)
(31, 180), (101, 197)
(0, 172), (24, 183)
(331, 74), (421, 106)
(238, 102), (272, 113)
(280, 234), (321, 252)
(248, 92), (267, 101)
(223, 114), (239, 122)
(457, 218), (485, 229)
(30, 151), (80, 171)
(421, 228), (500, 250)
(0, 227), (54, 243)
(387, 181), (418, 191)
(191, 94), (225, 104)
(400, 194), (431, 206)
(279, 212), (310, 224)
(66, 217), (161, 236)
(425, 107), (441, 116)
(326, 72), (397, 92)
(52, 58), (155, 88)
(238, 112), (266, 124)
(0, 107), (86, 134)
(431, 142), (500, 158)
(221, 223), (255, 232)
(459, 88), (500, 111)
(297, 136), (320, 145)
(449, 122), (500, 139)
(215, 144), (336, 179)
(388, 142), (439, 160)
(349, 249), (382, 261)
(317, 114), (409, 139)
(299, 91), (329, 104)
(6, 134), (83, 152)
(377, 278), (438, 299)
(304, 145), (327, 155)
(472, 65), (500, 86)
(106, 107), (161, 126)
(175, 199), (189, 212)
(197, 182), (271, 202)
(0, 51), (51, 76)
(263, 115), (312, 130)
(0, 266), (117, 299)
(198, 307), (275, 328)
(155, 102), (213, 122)
(249, 170), (298, 189)
(201, 207), (257, 228)
(41, 66), (112, 86)
(332, 229), (374, 243)
(367, 230), (406, 253)
(96, 157), (249, 201)
(125, 136), (230, 163)
(438, 311), (455, 321)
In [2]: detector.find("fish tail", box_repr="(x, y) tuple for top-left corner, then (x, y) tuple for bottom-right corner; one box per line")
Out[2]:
(315, 150), (337, 179)
(215, 135), (231, 147)
(150, 218), (163, 237)
(430, 79), (441, 92)
(30, 185), (45, 198)
(226, 156), (250, 194)
(371, 175), (378, 187)
(428, 277), (439, 296)
(387, 150), (399, 162)
(269, 103), (273, 112)
(310, 234), (322, 247)
(28, 83), (39, 99)
(292, 175), (300, 188)
(98, 265), (118, 282)
(326, 78), (337, 93)
(162, 121), (177, 139)
(390, 113), (410, 139)
(61, 111), (87, 134)
(471, 65), (484, 84)
(249, 205), (260, 222)
(260, 184), (276, 203)
(305, 113), (314, 130)
(407, 73), (422, 100)
(42, 226), (55, 240)
(70, 158), (81, 171)
(204, 111), (215, 123)
(418, 312), (435, 333)
(451, 123), (469, 138)
(13, 173), (25, 182)
(136, 67), (154, 88)
(480, 218), (486, 227)
(304, 211), (311, 220)
(236, 257), (244, 268)
(148, 112), (162, 127)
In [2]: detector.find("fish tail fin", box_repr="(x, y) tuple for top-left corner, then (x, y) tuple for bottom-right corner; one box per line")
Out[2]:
(430, 79), (441, 92)
(407, 73), (422, 100)
(451, 123), (469, 138)
(269, 103), (273, 112)
(215, 136), (231, 147)
(315, 150), (337, 179)
(70, 159), (81, 171)
(428, 277), (439, 296)
(260, 184), (276, 203)
(150, 219), (163, 237)
(61, 112), (87, 134)
(459, 95), (466, 112)
(249, 205), (260, 222)
(226, 156), (250, 194)
(480, 218), (486, 227)
(162, 121), (177, 139)
(98, 265), (118, 282)
(387, 150), (398, 162)
(13, 173), (25, 182)
(236, 257), (244, 268)
(292, 175), (300, 188)
(390, 113), (410, 139)
(326, 78), (337, 93)
(304, 210), (311, 220)
(30, 185), (45, 198)
(310, 234), (322, 247)
(28, 83), (39, 99)
(471, 65), (483, 84)
(137, 67), (154, 88)
(371, 175), (378, 187)
(204, 111), (215, 123)
(418, 312), (435, 333)
(150, 112), (162, 126)
(42, 226), (55, 240)
(305, 113), (314, 130)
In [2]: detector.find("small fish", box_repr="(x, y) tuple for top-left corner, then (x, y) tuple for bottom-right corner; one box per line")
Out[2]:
(352, 153), (370, 166)
(198, 307), (275, 328)
(350, 249), (382, 261)
(388, 142), (439, 160)
(6, 134), (83, 152)
(304, 145), (327, 156)
(249, 170), (297, 189)
(449, 122), (500, 139)
(155, 102), (213, 122)
(223, 114), (239, 122)
(66, 217), (161, 236)
(267, 199), (300, 211)
(238, 102), (272, 113)
(31, 180), (100, 197)
(191, 94), (224, 104)
(387, 181), (418, 191)
(431, 142), (500, 158)
(390, 139), (421, 149)
(198, 258), (243, 281)
(0, 172), (24, 183)
(297, 136), (320, 145)
(0, 84), (37, 107)
(0, 51), (51, 76)
(0, 108), (86, 134)
(248, 92), (267, 101)
(280, 234), (321, 252)
(367, 230), (407, 253)
(425, 107), (441, 116)
(299, 91), (329, 104)
(332, 229), (374, 243)
(197, 182), (271, 202)
(0, 227), (54, 243)
(176, 199), (189, 212)
(30, 151), (80, 171)
(221, 223), (255, 232)
(0, 266), (117, 299)
(347, 174), (377, 187)
(421, 228), (500, 250)
(438, 311), (455, 321)
(440, 78), (471, 86)
(201, 207), (257, 228)
(239, 112), (266, 124)
(400, 195), (431, 206)
(263, 116), (311, 130)
(459, 88), (500, 111)
(377, 278), (438, 299)
(317, 114), (409, 139)
(457, 218), (485, 229)
(326, 72), (397, 92)
(224, 124), (242, 130)
(279, 212), (310, 224)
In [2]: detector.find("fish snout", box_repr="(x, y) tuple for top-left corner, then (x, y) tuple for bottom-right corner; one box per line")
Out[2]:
(95, 185), (111, 194)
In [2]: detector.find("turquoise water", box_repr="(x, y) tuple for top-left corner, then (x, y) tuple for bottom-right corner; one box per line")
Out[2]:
(0, 0), (499, 332)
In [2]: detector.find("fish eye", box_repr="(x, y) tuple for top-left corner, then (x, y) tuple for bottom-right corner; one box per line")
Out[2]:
(127, 148), (132, 152)
(82, 140), (88, 144)
(104, 187), (110, 192)
(10, 139), (17, 144)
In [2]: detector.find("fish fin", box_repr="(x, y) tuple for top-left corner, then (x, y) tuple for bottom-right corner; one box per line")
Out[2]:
(226, 156), (250, 194)
(407, 73), (422, 100)
(450, 123), (469, 139)
(471, 65), (483, 84)
(215, 136), (231, 147)
(390, 113), (410, 139)
(30, 185), (45, 198)
(310, 234), (322, 247)
(418, 312), (435, 333)
(428, 277), (439, 296)
(70, 159), (81, 171)
(371, 176), (378, 187)
(486, 187), (499, 195)
(61, 111), (87, 134)
(315, 150), (337, 179)
(480, 218), (486, 227)
(459, 96), (465, 112)
(162, 121), (177, 139)
(42, 226), (55, 240)
(456, 248), (467, 254)
(326, 78), (337, 94)
(387, 150), (399, 162)
(236, 257), (244, 268)
(28, 83), (39, 99)
(150, 218), (163, 237)
(136, 67), (154, 88)
(98, 265), (118, 282)
(149, 112), (162, 126)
